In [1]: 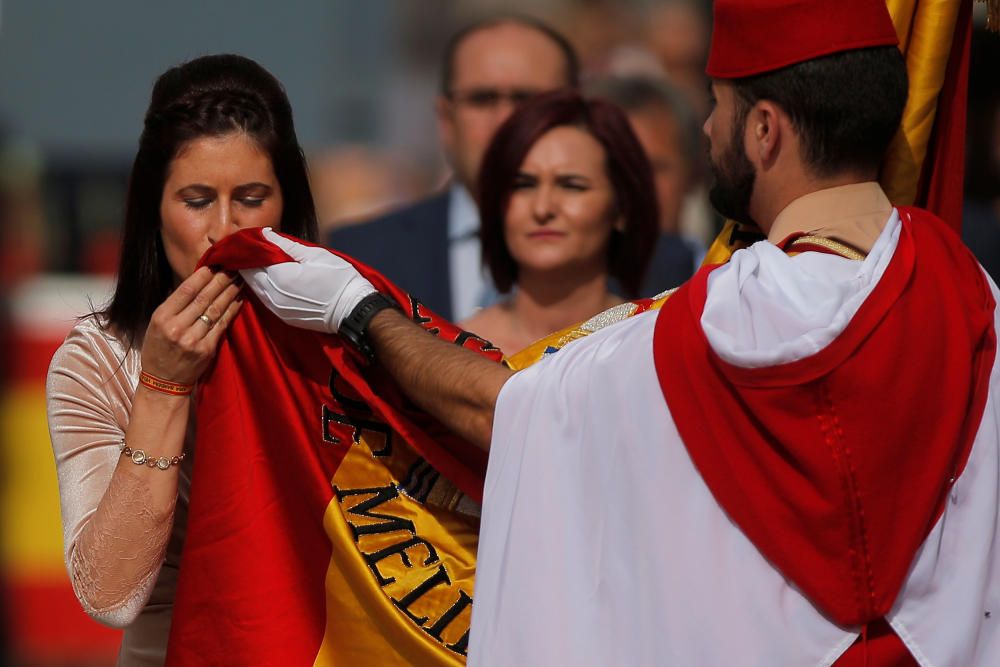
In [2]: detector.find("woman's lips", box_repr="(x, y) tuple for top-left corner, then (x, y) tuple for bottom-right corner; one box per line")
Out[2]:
(526, 230), (566, 239)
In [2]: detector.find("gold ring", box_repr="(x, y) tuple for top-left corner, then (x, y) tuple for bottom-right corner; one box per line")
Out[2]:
(198, 314), (215, 327)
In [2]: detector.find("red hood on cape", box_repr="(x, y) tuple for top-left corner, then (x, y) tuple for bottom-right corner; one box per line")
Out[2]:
(654, 208), (996, 627)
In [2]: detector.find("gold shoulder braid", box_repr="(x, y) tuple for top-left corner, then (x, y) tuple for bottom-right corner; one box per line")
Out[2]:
(787, 235), (868, 261)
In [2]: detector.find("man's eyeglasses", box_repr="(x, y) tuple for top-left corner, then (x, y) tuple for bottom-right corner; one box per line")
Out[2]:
(446, 88), (542, 109)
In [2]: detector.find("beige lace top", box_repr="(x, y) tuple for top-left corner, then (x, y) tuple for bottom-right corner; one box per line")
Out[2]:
(46, 317), (193, 666)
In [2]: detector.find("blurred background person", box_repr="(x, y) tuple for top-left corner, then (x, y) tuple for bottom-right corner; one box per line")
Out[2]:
(327, 15), (580, 322)
(641, 0), (712, 120)
(593, 0), (718, 260)
(308, 144), (424, 232)
(962, 26), (1000, 282)
(553, 0), (636, 75)
(589, 75), (705, 293)
(460, 90), (658, 353)
(45, 54), (318, 665)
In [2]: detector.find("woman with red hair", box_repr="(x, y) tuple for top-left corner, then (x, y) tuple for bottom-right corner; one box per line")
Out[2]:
(460, 89), (659, 353)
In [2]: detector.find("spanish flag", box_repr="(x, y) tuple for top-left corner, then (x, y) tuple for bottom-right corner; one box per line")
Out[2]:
(166, 231), (496, 666)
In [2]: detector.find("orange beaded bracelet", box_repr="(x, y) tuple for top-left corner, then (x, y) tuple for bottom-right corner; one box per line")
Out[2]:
(139, 370), (194, 396)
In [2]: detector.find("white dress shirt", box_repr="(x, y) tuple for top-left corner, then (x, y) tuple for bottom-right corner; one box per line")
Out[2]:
(447, 184), (497, 322)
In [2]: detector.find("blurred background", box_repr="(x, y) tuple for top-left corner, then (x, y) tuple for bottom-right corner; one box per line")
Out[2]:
(0, 1), (996, 665)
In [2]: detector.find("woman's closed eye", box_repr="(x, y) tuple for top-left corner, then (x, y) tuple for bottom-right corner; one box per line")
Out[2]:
(556, 175), (590, 191)
(182, 194), (267, 210)
(184, 197), (213, 210)
(239, 196), (266, 208)
(512, 174), (537, 190)
(234, 183), (273, 207)
(178, 184), (216, 210)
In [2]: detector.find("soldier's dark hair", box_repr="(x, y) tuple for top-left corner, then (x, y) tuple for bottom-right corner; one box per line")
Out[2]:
(730, 46), (908, 177)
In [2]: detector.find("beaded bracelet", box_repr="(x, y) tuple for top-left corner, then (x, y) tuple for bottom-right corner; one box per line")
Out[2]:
(119, 439), (186, 471)
(139, 370), (194, 396)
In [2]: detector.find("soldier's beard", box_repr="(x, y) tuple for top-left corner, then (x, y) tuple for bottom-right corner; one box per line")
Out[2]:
(708, 123), (757, 227)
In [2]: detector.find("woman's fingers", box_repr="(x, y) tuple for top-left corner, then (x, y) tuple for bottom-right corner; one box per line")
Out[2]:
(201, 294), (244, 350)
(144, 269), (243, 376)
(157, 267), (215, 316)
(150, 267), (234, 341)
(192, 281), (242, 334)
(176, 270), (241, 329)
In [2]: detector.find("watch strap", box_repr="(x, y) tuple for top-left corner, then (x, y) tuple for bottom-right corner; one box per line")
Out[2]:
(339, 292), (399, 362)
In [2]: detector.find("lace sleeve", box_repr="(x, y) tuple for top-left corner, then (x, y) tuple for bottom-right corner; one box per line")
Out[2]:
(46, 321), (173, 627)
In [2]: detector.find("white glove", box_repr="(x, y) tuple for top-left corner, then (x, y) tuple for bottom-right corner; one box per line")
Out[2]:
(241, 228), (376, 333)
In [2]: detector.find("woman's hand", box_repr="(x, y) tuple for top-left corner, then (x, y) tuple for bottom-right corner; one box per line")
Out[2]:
(140, 267), (243, 384)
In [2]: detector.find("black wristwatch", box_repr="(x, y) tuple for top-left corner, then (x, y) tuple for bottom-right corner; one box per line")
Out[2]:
(339, 292), (399, 362)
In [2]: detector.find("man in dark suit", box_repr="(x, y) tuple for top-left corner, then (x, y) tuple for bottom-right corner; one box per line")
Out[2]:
(327, 16), (580, 321)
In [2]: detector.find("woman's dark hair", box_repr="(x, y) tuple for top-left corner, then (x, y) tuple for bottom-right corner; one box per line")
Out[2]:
(477, 89), (659, 297)
(102, 53), (318, 347)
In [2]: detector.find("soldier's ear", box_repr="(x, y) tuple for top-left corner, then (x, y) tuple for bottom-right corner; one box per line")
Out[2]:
(748, 100), (783, 167)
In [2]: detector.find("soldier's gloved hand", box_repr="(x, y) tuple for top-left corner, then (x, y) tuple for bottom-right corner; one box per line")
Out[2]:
(240, 228), (376, 333)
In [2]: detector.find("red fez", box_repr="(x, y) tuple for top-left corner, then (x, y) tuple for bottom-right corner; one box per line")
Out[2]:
(706, 0), (900, 79)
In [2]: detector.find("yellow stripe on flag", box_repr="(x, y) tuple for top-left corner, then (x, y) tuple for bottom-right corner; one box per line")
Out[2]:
(881, 0), (964, 208)
(0, 383), (66, 578)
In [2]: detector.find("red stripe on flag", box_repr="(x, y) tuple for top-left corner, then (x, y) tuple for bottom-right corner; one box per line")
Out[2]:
(8, 335), (63, 385)
(3, 577), (120, 661)
(917, 0), (973, 231)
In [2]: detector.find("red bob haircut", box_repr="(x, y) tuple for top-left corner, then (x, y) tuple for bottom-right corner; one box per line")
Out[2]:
(476, 89), (659, 297)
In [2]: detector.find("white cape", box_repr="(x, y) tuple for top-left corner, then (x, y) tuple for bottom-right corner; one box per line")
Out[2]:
(470, 212), (1000, 666)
